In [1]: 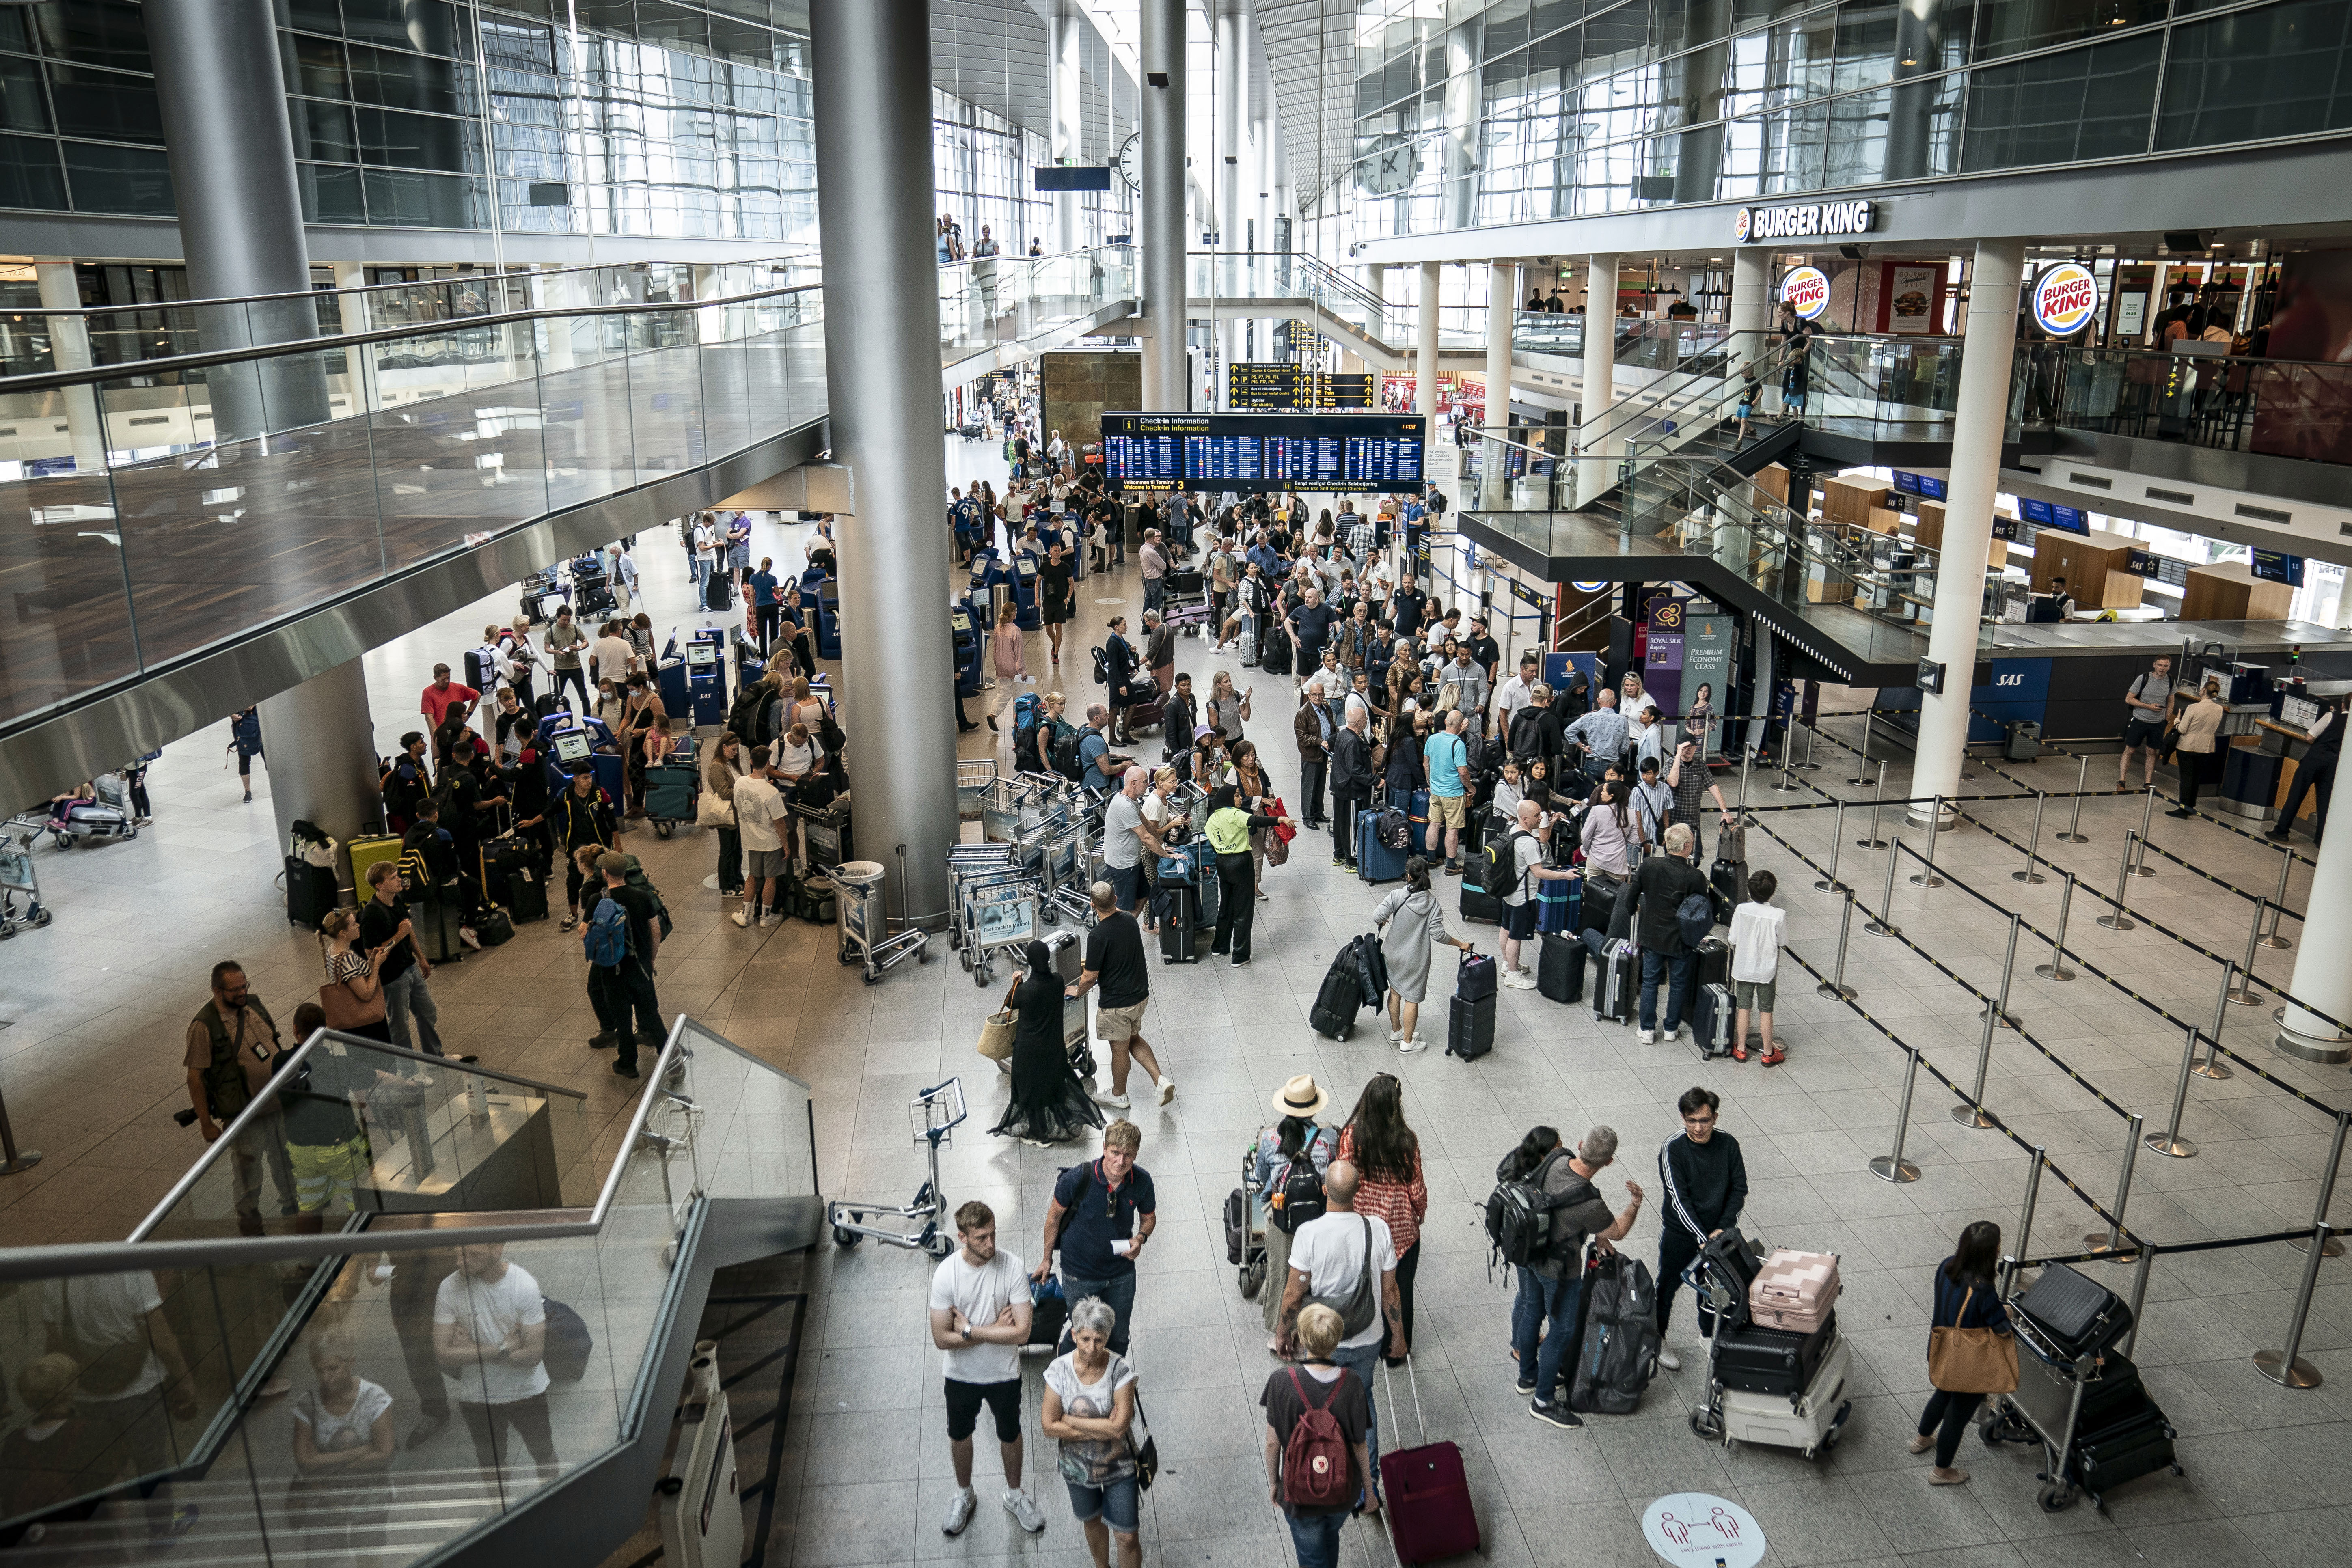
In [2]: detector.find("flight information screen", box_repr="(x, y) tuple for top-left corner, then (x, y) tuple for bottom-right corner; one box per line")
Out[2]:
(1101, 413), (1427, 493)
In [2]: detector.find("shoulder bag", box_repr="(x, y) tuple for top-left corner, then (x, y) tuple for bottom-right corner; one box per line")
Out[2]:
(1926, 1285), (2018, 1394)
(320, 955), (388, 1031)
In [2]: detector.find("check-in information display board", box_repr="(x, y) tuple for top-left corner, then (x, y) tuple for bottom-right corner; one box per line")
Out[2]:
(1102, 412), (1427, 493)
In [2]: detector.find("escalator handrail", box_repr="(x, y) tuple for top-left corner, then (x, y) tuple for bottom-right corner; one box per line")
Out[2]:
(1570, 335), (1802, 454)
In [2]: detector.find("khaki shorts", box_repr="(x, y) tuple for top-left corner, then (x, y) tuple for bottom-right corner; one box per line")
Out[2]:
(1096, 1001), (1148, 1043)
(1431, 794), (1469, 828)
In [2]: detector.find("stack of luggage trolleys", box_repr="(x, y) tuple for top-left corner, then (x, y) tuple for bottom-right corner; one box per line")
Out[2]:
(1160, 568), (1211, 637)
(1684, 1231), (1854, 1460)
(947, 843), (1040, 987)
(1980, 1262), (2180, 1513)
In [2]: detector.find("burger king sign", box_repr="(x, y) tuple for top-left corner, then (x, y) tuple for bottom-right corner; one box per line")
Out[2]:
(1780, 266), (1830, 322)
(2031, 262), (2100, 337)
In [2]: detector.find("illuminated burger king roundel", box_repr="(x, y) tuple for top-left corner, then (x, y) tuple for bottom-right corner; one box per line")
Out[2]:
(2031, 262), (2100, 337)
(1780, 266), (1831, 322)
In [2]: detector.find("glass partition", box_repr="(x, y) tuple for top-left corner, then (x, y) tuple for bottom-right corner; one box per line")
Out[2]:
(0, 1018), (817, 1568)
(2019, 342), (2352, 464)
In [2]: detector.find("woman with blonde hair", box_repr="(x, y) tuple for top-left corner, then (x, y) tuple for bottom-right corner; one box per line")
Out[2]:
(318, 908), (395, 1044)
(787, 676), (827, 735)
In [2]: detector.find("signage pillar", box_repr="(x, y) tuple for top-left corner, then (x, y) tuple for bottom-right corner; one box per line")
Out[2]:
(1139, 0), (1186, 412)
(2277, 825), (2352, 1064)
(1048, 0), (1083, 254)
(1482, 260), (1515, 508)
(813, 0), (958, 925)
(1418, 261), (1442, 423)
(1912, 239), (2023, 824)
(1581, 254), (1618, 455)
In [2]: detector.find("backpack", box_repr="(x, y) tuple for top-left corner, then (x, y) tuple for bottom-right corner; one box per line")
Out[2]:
(581, 894), (630, 967)
(1270, 1128), (1336, 1235)
(1051, 724), (1087, 783)
(541, 1296), (595, 1382)
(725, 686), (764, 747)
(1477, 830), (1532, 900)
(1307, 1216), (1380, 1338)
(1677, 889), (1715, 948)
(1484, 1147), (1569, 1274)
(1013, 693), (1044, 770)
(1278, 1369), (1355, 1511)
(1091, 646), (1110, 686)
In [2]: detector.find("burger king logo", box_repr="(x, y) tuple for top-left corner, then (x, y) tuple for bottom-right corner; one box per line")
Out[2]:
(1732, 207), (1752, 243)
(2031, 262), (2100, 337)
(1780, 266), (1830, 321)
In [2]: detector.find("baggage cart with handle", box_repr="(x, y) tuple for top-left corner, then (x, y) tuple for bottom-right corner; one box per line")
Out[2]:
(1378, 1359), (1479, 1565)
(1683, 1229), (1855, 1460)
(1980, 1269), (2180, 1514)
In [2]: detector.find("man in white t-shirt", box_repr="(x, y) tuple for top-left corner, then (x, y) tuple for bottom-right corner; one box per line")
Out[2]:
(589, 624), (636, 688)
(690, 513), (718, 593)
(432, 1243), (556, 1481)
(731, 744), (788, 929)
(1100, 766), (1163, 919)
(44, 1268), (199, 1534)
(928, 1199), (1045, 1538)
(1275, 1162), (1404, 1487)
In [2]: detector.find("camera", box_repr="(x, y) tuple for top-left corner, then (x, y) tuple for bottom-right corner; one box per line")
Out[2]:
(173, 1107), (198, 1128)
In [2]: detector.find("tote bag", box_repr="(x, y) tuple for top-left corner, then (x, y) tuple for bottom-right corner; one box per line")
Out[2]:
(1926, 1287), (2019, 1394)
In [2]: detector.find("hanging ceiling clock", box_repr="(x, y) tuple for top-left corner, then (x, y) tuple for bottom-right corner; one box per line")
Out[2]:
(1358, 134), (1420, 196)
(1117, 132), (1142, 193)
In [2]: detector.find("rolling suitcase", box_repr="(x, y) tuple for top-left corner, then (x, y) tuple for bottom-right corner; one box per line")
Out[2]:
(1696, 935), (1731, 989)
(1711, 1313), (1838, 1398)
(1160, 882), (1200, 963)
(1749, 1249), (1841, 1334)
(1377, 1361), (1480, 1565)
(1310, 945), (1361, 1039)
(2069, 1352), (2151, 1438)
(1595, 938), (1638, 1022)
(283, 856), (338, 929)
(348, 834), (404, 893)
(1536, 932), (1586, 1004)
(1690, 981), (1735, 1059)
(1534, 876), (1576, 935)
(1444, 993), (1495, 1061)
(1715, 1333), (1852, 1457)
(1355, 809), (1409, 884)
(2072, 1407), (2177, 1496)
(1709, 855), (1747, 921)
(1459, 883), (1502, 925)
(2012, 1262), (2132, 1359)
(1454, 952), (1498, 1001)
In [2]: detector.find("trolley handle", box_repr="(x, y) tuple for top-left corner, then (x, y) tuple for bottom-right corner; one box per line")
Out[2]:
(2001, 1301), (2102, 1380)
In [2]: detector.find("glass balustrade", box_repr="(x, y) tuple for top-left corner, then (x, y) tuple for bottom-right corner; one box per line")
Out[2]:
(0, 1019), (817, 1568)
(2018, 341), (2352, 466)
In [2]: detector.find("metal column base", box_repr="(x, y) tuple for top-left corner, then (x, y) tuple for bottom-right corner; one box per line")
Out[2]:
(1869, 1154), (1920, 1183)
(2095, 912), (2135, 931)
(1981, 1005), (2019, 1031)
(2252, 1349), (2323, 1389)
(2272, 1011), (2352, 1065)
(2288, 1232), (2346, 1257)
(2011, 867), (2048, 884)
(2081, 1234), (2139, 1262)
(2190, 1055), (2233, 1081)
(1817, 981), (1857, 1000)
(1907, 870), (1945, 889)
(2033, 961), (2074, 981)
(2143, 1132), (2197, 1159)
(1951, 1104), (1996, 1129)
(0, 1152), (39, 1175)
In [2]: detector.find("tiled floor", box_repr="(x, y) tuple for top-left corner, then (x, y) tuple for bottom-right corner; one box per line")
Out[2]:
(5, 438), (2349, 1568)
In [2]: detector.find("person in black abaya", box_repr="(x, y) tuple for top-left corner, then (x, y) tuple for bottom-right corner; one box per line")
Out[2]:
(990, 940), (1105, 1147)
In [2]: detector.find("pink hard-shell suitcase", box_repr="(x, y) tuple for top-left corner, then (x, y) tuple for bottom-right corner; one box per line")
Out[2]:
(1747, 1248), (1841, 1334)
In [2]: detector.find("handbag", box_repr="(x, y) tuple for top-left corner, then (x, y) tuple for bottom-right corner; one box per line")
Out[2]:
(695, 789), (733, 829)
(1126, 1386), (1159, 1491)
(977, 1009), (1017, 1063)
(319, 962), (388, 1031)
(1926, 1287), (2019, 1394)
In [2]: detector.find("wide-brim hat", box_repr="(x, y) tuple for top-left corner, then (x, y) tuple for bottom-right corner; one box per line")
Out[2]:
(1272, 1075), (1329, 1120)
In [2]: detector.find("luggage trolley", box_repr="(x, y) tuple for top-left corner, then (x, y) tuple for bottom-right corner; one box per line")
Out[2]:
(828, 1078), (966, 1259)
(0, 817), (53, 937)
(1979, 1298), (2182, 1513)
(835, 857), (930, 985)
(957, 758), (999, 824)
(1683, 1235), (1853, 1461)
(1161, 569), (1211, 636)
(954, 867), (1041, 986)
(1229, 1142), (1270, 1298)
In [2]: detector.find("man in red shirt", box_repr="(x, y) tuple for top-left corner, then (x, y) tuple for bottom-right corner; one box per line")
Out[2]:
(420, 664), (480, 730)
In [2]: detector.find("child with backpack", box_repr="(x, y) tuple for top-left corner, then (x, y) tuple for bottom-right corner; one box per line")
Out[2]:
(1726, 869), (1785, 1064)
(1259, 1303), (1376, 1559)
(1249, 1076), (1340, 1350)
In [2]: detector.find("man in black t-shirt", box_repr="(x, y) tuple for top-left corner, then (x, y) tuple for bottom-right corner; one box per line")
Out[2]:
(1067, 884), (1170, 1110)
(1626, 822), (1711, 1044)
(1039, 541), (1074, 666)
(1390, 578), (1427, 638)
(359, 861), (445, 1057)
(585, 852), (663, 1079)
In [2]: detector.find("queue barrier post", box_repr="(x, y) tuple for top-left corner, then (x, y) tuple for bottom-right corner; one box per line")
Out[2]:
(2289, 1110), (2348, 1258)
(1819, 891), (1860, 1001)
(2258, 845), (2294, 951)
(2085, 1112), (2144, 1261)
(2012, 792), (2049, 885)
(1813, 800), (1846, 893)
(2055, 753), (2091, 844)
(2033, 873), (2077, 981)
(1907, 794), (1946, 888)
(1870, 1047), (1923, 1184)
(2253, 1223), (2331, 1389)
(2144, 1022), (2201, 1159)
(2096, 831), (2138, 932)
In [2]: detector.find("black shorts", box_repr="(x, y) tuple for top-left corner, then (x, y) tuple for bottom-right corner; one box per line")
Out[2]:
(1502, 899), (1539, 940)
(944, 1377), (1023, 1443)
(2123, 718), (2164, 750)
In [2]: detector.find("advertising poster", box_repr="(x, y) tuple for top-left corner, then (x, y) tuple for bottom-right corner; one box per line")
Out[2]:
(1884, 264), (1940, 334)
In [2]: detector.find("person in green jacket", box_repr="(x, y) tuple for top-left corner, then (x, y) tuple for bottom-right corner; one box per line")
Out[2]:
(1204, 785), (1298, 966)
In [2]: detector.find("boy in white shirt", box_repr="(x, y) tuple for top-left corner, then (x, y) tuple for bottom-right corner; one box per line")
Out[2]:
(1727, 869), (1786, 1064)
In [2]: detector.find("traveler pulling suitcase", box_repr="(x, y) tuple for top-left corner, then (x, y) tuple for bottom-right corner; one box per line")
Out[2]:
(1536, 932), (1585, 1004)
(1377, 1361), (1480, 1565)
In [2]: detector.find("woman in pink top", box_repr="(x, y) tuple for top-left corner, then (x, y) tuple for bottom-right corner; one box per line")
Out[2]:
(1336, 1073), (1429, 1368)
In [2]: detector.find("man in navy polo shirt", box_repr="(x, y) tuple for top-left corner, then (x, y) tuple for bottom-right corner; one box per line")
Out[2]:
(1032, 1120), (1155, 1355)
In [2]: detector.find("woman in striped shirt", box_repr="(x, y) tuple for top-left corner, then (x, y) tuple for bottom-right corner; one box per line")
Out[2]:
(1336, 1074), (1429, 1368)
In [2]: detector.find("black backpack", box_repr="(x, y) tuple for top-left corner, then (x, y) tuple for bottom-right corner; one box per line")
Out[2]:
(1484, 1148), (1570, 1275)
(1476, 830), (1532, 900)
(1091, 646), (1110, 686)
(1051, 725), (1087, 783)
(725, 687), (764, 747)
(1271, 1130), (1334, 1235)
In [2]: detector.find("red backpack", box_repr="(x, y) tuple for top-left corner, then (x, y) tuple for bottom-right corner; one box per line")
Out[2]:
(1280, 1368), (1354, 1509)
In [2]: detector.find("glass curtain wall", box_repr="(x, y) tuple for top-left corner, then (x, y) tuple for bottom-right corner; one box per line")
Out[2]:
(931, 91), (1134, 258)
(1338, 0), (2352, 240)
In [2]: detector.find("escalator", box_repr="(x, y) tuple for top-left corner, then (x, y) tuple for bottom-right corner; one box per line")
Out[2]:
(0, 1018), (821, 1568)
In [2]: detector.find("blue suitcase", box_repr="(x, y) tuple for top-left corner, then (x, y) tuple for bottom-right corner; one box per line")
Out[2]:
(1356, 810), (1408, 884)
(1535, 877), (1577, 934)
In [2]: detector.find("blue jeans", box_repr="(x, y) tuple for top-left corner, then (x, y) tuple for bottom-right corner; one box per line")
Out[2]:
(1285, 1512), (1346, 1568)
(382, 966), (444, 1056)
(1065, 1475), (1139, 1535)
(1511, 1268), (1584, 1402)
(1640, 948), (1697, 1032)
(1058, 1270), (1136, 1355)
(1329, 1340), (1380, 1492)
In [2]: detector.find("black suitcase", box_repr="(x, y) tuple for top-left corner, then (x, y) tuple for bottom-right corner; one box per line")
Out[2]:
(1712, 1313), (1837, 1398)
(507, 861), (550, 922)
(1259, 623), (1293, 675)
(1223, 1188), (1248, 1265)
(1459, 883), (1502, 925)
(2072, 1407), (2176, 1495)
(702, 570), (733, 612)
(1696, 936), (1731, 989)
(1310, 947), (1360, 1039)
(1161, 882), (1200, 963)
(284, 857), (338, 929)
(1690, 981), (1735, 1059)
(2013, 1262), (2132, 1360)
(1536, 933), (1586, 1004)
(1446, 993), (1496, 1061)
(2070, 1353), (2150, 1438)
(475, 909), (515, 947)
(1595, 938), (1638, 1023)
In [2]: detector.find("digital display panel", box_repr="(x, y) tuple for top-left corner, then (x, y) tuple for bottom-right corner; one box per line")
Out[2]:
(685, 642), (717, 666)
(1102, 413), (1428, 493)
(553, 731), (591, 763)
(2019, 498), (2052, 526)
(2252, 549), (2305, 587)
(2047, 503), (2088, 534)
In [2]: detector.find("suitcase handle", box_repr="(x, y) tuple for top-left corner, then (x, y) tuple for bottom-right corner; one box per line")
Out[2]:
(1379, 1348), (1431, 1448)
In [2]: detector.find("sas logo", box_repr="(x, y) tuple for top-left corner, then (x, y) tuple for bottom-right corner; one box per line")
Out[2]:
(2031, 263), (2100, 336)
(1995, 672), (2024, 688)
(1780, 266), (1831, 321)
(1732, 207), (1752, 243)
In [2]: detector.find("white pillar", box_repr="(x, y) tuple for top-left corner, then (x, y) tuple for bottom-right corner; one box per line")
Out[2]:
(1911, 239), (2024, 822)
(1729, 247), (1773, 380)
(1481, 260), (1515, 509)
(1580, 253), (1618, 454)
(1251, 110), (1275, 358)
(2277, 826), (2352, 1062)
(1138, 0), (1186, 411)
(325, 260), (386, 417)
(1213, 1), (1245, 401)
(1049, 2), (1083, 255)
(34, 261), (106, 469)
(1417, 260), (1441, 420)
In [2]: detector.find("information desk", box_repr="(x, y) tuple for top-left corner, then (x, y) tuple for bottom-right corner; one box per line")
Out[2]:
(1101, 412), (1428, 494)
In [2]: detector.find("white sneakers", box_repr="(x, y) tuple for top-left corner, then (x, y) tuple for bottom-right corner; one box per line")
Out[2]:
(1398, 1036), (1429, 1053)
(1657, 1344), (1682, 1372)
(1387, 1028), (1404, 1047)
(731, 908), (750, 928)
(1004, 1490), (1046, 1533)
(943, 1490), (976, 1536)
(1638, 1028), (1656, 1044)
(1501, 968), (1539, 991)
(1158, 1077), (1177, 1106)
(1093, 1088), (1132, 1111)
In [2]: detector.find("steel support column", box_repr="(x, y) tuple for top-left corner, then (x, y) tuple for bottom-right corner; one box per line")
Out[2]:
(1049, 2), (1084, 255)
(1418, 260), (1441, 420)
(1139, 0), (1187, 411)
(2276, 826), (2352, 1063)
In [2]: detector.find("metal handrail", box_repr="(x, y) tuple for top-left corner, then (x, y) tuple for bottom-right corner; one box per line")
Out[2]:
(1571, 334), (1802, 453)
(0, 1017), (708, 1285)
(0, 278), (825, 396)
